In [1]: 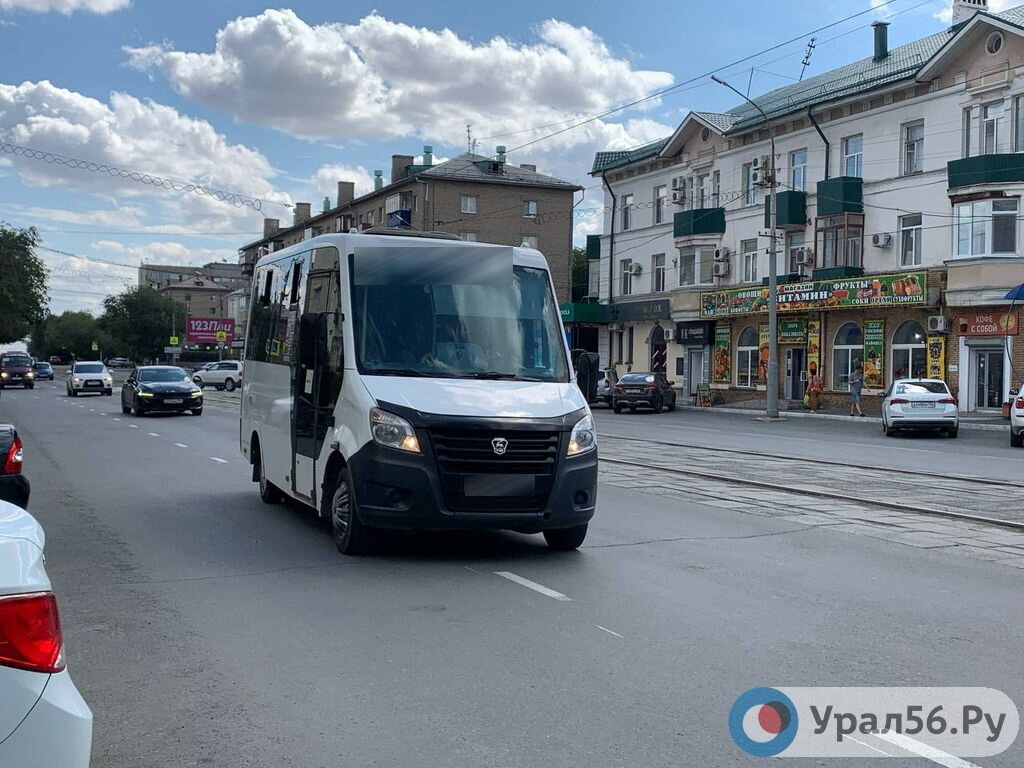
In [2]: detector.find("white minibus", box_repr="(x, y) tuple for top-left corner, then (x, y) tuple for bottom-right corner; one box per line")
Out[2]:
(240, 230), (597, 554)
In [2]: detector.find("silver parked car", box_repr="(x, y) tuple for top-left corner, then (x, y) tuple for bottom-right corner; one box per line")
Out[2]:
(881, 378), (959, 438)
(595, 368), (616, 406)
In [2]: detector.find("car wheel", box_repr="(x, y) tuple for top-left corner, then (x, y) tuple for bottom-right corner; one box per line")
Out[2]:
(629, 406), (637, 413)
(613, 403), (622, 414)
(328, 465), (371, 555)
(256, 447), (283, 504)
(70, 389), (78, 397)
(668, 395), (677, 412)
(105, 389), (112, 396)
(191, 408), (203, 416)
(948, 428), (958, 439)
(543, 524), (588, 551)
(882, 418), (894, 437)
(121, 403), (131, 415)
(1012, 429), (1024, 448)
(224, 378), (236, 392)
(24, 383), (32, 389)
(651, 395), (663, 413)
(134, 403), (146, 416)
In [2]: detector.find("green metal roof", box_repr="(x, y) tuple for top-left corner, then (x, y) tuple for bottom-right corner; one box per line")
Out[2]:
(591, 138), (669, 174)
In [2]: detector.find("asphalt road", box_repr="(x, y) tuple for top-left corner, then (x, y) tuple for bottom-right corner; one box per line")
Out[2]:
(2, 381), (1022, 767)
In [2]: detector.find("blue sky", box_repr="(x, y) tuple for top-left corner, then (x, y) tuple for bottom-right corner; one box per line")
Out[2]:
(0, 0), (989, 315)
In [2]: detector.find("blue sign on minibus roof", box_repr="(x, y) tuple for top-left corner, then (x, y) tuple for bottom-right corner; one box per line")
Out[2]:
(352, 245), (512, 286)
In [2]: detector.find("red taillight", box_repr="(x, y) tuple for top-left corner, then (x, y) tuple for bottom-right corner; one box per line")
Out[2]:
(938, 397), (956, 405)
(613, 385), (623, 394)
(1016, 397), (1024, 409)
(0, 593), (65, 673)
(890, 397), (909, 405)
(645, 386), (657, 393)
(3, 435), (22, 475)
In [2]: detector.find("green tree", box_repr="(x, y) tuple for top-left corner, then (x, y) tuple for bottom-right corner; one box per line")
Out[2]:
(570, 246), (589, 303)
(100, 287), (178, 361)
(30, 311), (101, 360)
(0, 225), (49, 344)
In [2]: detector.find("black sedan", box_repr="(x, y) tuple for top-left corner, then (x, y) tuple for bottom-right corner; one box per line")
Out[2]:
(121, 366), (204, 416)
(32, 361), (54, 380)
(612, 372), (678, 413)
(0, 424), (29, 509)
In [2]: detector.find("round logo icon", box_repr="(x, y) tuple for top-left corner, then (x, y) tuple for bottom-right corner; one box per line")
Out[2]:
(729, 687), (798, 757)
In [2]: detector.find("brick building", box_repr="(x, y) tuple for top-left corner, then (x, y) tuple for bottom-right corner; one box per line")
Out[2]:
(139, 262), (245, 291)
(238, 146), (581, 311)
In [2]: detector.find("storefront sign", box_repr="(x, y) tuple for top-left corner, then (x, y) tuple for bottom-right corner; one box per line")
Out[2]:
(927, 335), (946, 380)
(806, 319), (822, 378)
(758, 323), (770, 385)
(863, 319), (885, 389)
(955, 311), (1019, 337)
(699, 272), (928, 318)
(676, 321), (712, 345)
(559, 302), (607, 324)
(697, 383), (713, 408)
(186, 317), (235, 344)
(779, 320), (806, 344)
(608, 299), (671, 322)
(713, 325), (731, 383)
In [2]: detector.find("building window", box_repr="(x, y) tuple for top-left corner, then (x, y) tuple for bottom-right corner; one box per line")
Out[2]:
(626, 326), (634, 364)
(903, 121), (924, 175)
(687, 178), (695, 211)
(741, 238), (759, 283)
(790, 148), (808, 192)
(815, 213), (864, 269)
(654, 185), (667, 224)
(983, 101), (1005, 154)
(842, 134), (863, 177)
(736, 327), (759, 388)
(891, 320), (927, 381)
(963, 107), (974, 158)
(652, 253), (666, 292)
(385, 194), (401, 214)
(1015, 97), (1024, 152)
(621, 193), (633, 231)
(832, 322), (864, 391)
(521, 234), (538, 249)
(986, 31), (1004, 55)
(523, 200), (538, 218)
(712, 170), (720, 206)
(899, 214), (922, 266)
(698, 174), (709, 208)
(620, 259), (633, 296)
(742, 163), (759, 205)
(614, 331), (623, 364)
(786, 231), (806, 273)
(460, 232), (478, 242)
(955, 199), (1018, 257)
(460, 195), (477, 214)
(678, 246), (715, 286)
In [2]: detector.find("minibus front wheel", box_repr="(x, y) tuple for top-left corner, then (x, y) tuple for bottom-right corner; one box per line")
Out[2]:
(327, 465), (372, 556)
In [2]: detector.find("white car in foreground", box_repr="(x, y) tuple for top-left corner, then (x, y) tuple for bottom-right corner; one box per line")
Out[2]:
(881, 378), (959, 438)
(192, 360), (243, 391)
(1009, 386), (1024, 447)
(66, 361), (113, 397)
(0, 500), (92, 767)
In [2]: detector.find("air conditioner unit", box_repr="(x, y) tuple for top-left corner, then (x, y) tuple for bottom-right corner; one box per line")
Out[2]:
(713, 261), (730, 278)
(795, 247), (815, 266)
(671, 189), (686, 204)
(714, 247), (730, 261)
(928, 315), (947, 333)
(630, 263), (643, 275)
(872, 232), (893, 248)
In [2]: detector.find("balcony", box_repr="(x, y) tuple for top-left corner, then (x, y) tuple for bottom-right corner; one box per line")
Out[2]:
(947, 154), (1024, 190)
(774, 191), (807, 230)
(673, 208), (726, 238)
(816, 176), (863, 215)
(812, 266), (865, 280)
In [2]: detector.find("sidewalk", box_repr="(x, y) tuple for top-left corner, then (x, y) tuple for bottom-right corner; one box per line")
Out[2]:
(677, 403), (1009, 431)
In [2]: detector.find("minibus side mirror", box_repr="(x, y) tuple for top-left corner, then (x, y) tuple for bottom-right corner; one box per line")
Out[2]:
(1011, 388), (1019, 397)
(299, 313), (322, 368)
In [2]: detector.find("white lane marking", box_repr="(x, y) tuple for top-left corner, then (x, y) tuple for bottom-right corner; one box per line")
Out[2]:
(113, 418), (120, 421)
(129, 424), (139, 429)
(32, 396), (39, 399)
(595, 624), (623, 638)
(173, 442), (188, 448)
(875, 731), (984, 768)
(846, 735), (892, 757)
(88, 408), (95, 412)
(493, 571), (571, 602)
(147, 432), (160, 437)
(209, 457), (229, 464)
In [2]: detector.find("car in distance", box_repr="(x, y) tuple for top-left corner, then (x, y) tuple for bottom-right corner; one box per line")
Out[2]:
(65, 362), (112, 397)
(612, 372), (677, 413)
(192, 360), (243, 391)
(105, 357), (131, 369)
(0, 500), (93, 768)
(882, 378), (959, 437)
(31, 361), (54, 381)
(0, 352), (35, 389)
(48, 355), (61, 365)
(595, 368), (616, 406)
(1009, 386), (1024, 447)
(0, 426), (29, 510)
(122, 366), (203, 416)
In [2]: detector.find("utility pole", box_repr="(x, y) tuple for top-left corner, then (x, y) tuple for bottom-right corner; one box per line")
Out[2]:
(800, 38), (817, 82)
(711, 75), (780, 419)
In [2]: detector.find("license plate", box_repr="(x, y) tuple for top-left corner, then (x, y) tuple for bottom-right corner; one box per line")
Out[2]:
(86, 381), (100, 387)
(164, 398), (183, 404)
(626, 387), (643, 393)
(911, 401), (935, 408)
(464, 474), (536, 498)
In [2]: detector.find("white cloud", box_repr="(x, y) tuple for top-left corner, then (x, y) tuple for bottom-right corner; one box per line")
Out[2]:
(310, 163), (375, 203)
(90, 239), (236, 267)
(0, 0), (129, 14)
(124, 10), (674, 155)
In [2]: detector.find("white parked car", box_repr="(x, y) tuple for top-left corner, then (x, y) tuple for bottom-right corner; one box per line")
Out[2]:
(192, 360), (243, 391)
(65, 361), (112, 397)
(881, 378), (959, 438)
(1009, 386), (1024, 447)
(595, 368), (616, 406)
(0, 501), (92, 767)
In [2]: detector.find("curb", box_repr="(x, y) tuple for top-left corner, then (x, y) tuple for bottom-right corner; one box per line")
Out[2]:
(676, 405), (1008, 432)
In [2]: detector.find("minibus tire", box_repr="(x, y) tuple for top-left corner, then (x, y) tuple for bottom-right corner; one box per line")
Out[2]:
(256, 445), (283, 504)
(329, 466), (370, 555)
(543, 524), (588, 551)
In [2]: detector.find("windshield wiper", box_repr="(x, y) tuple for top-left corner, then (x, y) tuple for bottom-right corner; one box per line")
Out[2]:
(364, 367), (434, 377)
(458, 371), (543, 382)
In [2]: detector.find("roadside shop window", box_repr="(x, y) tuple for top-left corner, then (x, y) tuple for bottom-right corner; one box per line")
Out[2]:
(736, 326), (759, 388)
(891, 320), (927, 380)
(832, 322), (864, 391)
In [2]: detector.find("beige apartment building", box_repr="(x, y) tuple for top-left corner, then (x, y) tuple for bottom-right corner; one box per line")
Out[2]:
(238, 146), (581, 308)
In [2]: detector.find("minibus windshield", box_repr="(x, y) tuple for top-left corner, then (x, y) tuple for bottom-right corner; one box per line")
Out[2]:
(352, 265), (568, 382)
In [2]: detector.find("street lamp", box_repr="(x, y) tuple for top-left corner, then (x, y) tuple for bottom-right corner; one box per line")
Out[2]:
(711, 75), (780, 419)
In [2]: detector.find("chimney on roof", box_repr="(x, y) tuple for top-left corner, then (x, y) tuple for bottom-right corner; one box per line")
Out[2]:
(293, 202), (311, 226)
(262, 218), (279, 239)
(952, 0), (987, 26)
(391, 154), (414, 183)
(337, 181), (354, 207)
(373, 170), (383, 191)
(322, 196), (331, 213)
(872, 21), (889, 61)
(519, 163), (537, 172)
(423, 145), (433, 166)
(496, 145), (507, 162)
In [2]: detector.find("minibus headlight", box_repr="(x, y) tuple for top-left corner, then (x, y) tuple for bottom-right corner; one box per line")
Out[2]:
(567, 413), (597, 457)
(369, 408), (420, 453)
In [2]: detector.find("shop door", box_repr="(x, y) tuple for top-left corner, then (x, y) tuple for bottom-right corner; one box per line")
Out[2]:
(688, 349), (704, 396)
(975, 349), (1004, 409)
(786, 348), (806, 400)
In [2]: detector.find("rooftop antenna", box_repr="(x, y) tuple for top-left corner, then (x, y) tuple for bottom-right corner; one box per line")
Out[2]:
(800, 37), (817, 82)
(466, 123), (473, 153)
